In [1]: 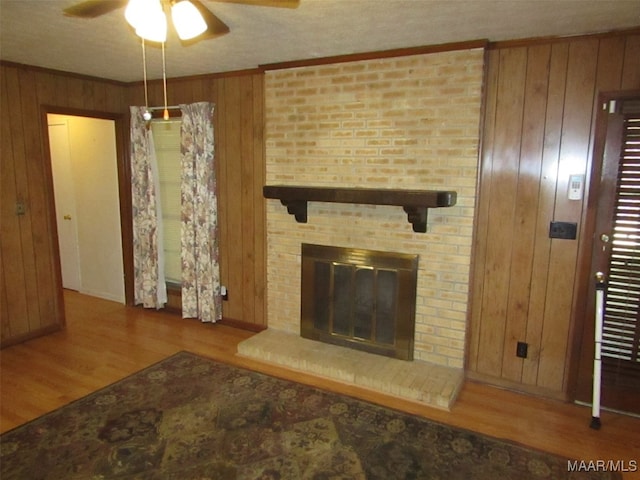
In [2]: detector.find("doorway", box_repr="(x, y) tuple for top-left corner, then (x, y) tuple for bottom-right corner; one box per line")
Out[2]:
(573, 93), (640, 414)
(47, 114), (125, 303)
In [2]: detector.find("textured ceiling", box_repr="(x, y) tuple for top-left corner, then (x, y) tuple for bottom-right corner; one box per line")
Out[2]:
(1, 0), (639, 83)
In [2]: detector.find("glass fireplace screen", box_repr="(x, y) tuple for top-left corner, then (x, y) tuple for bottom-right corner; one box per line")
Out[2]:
(301, 243), (418, 360)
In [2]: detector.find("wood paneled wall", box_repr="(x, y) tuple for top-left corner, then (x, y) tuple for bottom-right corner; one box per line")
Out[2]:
(1, 63), (266, 347)
(1, 64), (128, 346)
(467, 32), (640, 396)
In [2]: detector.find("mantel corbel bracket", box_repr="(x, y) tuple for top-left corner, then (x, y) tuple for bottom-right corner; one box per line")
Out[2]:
(281, 199), (308, 223)
(403, 206), (428, 233)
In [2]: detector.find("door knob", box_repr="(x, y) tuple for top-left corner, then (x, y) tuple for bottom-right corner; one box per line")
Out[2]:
(63, 214), (72, 220)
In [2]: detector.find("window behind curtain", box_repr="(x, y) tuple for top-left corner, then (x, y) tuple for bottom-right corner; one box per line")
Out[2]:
(151, 119), (181, 284)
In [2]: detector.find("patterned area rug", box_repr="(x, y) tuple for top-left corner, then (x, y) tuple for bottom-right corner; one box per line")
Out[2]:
(0, 351), (619, 479)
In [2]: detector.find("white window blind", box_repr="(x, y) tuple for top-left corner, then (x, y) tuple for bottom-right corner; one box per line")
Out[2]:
(151, 120), (182, 284)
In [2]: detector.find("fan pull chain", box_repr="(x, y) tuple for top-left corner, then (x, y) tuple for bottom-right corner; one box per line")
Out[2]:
(162, 41), (169, 120)
(142, 39), (149, 107)
(141, 39), (152, 122)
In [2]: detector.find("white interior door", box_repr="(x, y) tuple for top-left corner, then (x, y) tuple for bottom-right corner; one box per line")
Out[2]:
(48, 120), (82, 291)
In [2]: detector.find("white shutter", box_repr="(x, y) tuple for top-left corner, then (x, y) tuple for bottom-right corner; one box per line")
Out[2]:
(603, 108), (640, 387)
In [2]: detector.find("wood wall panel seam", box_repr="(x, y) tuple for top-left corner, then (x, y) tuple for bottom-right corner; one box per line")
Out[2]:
(467, 48), (500, 372)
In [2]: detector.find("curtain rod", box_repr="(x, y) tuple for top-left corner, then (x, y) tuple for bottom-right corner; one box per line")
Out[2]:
(148, 105), (181, 111)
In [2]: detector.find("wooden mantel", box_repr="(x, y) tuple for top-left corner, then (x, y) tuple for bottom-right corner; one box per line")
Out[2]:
(263, 185), (457, 233)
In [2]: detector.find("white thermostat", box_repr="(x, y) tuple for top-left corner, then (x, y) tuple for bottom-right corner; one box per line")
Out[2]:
(568, 174), (584, 200)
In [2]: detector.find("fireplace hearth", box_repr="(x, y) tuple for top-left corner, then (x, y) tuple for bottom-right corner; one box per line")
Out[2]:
(301, 244), (418, 360)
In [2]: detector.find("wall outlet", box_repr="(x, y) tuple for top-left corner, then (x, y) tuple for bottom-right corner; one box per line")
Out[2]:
(516, 341), (528, 359)
(221, 285), (228, 301)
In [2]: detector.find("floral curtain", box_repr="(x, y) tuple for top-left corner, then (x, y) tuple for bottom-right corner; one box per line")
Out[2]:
(130, 106), (167, 309)
(180, 102), (221, 322)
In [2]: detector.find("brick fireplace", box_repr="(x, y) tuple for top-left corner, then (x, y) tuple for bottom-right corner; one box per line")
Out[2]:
(238, 46), (484, 408)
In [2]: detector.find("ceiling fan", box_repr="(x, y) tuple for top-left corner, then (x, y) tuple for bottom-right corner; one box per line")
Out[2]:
(63, 0), (300, 43)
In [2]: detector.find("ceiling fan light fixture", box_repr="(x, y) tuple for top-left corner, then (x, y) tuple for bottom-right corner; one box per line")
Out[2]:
(134, 1), (168, 42)
(124, 0), (151, 30)
(171, 0), (207, 40)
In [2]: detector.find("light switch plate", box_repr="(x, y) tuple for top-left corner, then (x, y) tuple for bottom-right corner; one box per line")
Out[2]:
(549, 221), (577, 240)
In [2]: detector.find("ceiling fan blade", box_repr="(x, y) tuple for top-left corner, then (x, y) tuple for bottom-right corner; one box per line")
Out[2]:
(63, 0), (127, 18)
(210, 0), (299, 8)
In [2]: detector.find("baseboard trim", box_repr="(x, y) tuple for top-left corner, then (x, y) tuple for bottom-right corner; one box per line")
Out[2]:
(219, 317), (267, 333)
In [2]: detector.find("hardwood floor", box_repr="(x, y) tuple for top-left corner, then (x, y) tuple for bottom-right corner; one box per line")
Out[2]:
(2, 290), (639, 478)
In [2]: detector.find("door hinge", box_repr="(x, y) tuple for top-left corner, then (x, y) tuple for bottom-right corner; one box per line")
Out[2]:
(603, 100), (617, 114)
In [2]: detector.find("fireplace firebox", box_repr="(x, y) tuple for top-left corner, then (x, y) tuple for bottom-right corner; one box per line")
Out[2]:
(301, 244), (418, 360)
